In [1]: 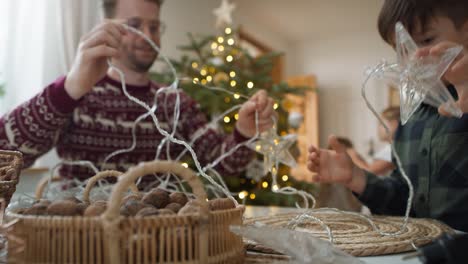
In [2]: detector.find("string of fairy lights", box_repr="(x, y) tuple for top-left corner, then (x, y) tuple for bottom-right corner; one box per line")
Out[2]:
(186, 25), (292, 202)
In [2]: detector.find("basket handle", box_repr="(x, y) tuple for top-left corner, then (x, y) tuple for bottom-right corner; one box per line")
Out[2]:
(35, 175), (63, 200)
(102, 160), (209, 220)
(82, 170), (139, 203)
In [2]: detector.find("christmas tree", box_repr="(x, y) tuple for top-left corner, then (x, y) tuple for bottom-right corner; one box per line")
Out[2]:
(150, 0), (316, 206)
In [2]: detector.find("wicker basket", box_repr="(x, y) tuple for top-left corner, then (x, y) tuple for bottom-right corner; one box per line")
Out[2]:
(0, 150), (23, 205)
(7, 160), (245, 263)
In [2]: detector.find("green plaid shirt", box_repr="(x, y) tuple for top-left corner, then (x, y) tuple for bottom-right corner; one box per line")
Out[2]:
(358, 87), (468, 232)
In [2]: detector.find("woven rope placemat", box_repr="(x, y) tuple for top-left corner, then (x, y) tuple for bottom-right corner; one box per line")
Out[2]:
(244, 211), (454, 257)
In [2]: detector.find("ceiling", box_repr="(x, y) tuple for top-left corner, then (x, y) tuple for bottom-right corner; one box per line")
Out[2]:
(235, 0), (385, 42)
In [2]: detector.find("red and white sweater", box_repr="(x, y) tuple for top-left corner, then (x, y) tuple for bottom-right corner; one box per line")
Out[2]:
(0, 76), (253, 181)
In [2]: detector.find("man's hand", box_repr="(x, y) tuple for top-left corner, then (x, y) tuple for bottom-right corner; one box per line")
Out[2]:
(307, 135), (367, 194)
(236, 90), (277, 138)
(65, 21), (126, 100)
(416, 42), (468, 115)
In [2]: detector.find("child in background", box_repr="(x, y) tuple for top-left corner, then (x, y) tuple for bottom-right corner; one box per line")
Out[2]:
(347, 107), (399, 177)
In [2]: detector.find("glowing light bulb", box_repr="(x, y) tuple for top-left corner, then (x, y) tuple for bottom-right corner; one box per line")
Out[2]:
(225, 27), (232, 34)
(272, 185), (279, 191)
(234, 113), (239, 120)
(200, 69), (207, 76)
(218, 45), (225, 52)
(230, 80), (237, 87)
(247, 82), (254, 89)
(181, 163), (189, 168)
(229, 71), (236, 78)
(224, 116), (231, 123)
(273, 103), (279, 109)
(226, 55), (233, 62)
(192, 62), (199, 69)
(218, 37), (224, 43)
(206, 76), (213, 82)
(238, 191), (248, 199)
(282, 175), (289, 182)
(233, 93), (240, 99)
(211, 42), (218, 50)
(262, 181), (269, 188)
(227, 38), (235, 45)
(193, 78), (199, 84)
(249, 193), (256, 200)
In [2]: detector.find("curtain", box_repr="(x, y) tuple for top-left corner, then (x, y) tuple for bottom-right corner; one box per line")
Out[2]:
(0, 0), (101, 168)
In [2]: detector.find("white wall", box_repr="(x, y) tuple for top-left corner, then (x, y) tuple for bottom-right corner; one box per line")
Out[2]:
(293, 32), (394, 153)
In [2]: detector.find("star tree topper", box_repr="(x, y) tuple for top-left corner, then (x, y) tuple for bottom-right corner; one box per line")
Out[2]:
(248, 127), (297, 176)
(390, 22), (463, 124)
(213, 0), (236, 29)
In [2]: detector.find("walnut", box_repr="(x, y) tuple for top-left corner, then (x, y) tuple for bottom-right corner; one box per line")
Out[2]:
(178, 200), (201, 215)
(142, 189), (169, 209)
(34, 199), (52, 207)
(24, 204), (48, 215)
(83, 203), (107, 217)
(76, 203), (89, 215)
(62, 196), (82, 204)
(165, 203), (182, 213)
(120, 200), (146, 216)
(121, 194), (141, 205)
(46, 200), (80, 216)
(158, 209), (175, 215)
(169, 192), (188, 206)
(136, 207), (159, 217)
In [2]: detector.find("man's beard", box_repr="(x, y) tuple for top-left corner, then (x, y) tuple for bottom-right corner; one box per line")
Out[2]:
(126, 50), (158, 73)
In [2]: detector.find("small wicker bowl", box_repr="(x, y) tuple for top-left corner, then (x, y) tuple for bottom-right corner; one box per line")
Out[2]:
(0, 150), (23, 205)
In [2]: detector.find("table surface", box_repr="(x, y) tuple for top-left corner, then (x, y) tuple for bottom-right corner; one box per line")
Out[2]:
(243, 206), (421, 264)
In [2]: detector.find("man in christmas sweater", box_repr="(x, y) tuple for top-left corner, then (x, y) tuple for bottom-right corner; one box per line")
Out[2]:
(0, 0), (276, 182)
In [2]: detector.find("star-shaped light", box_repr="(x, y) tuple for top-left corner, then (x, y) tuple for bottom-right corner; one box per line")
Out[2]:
(392, 22), (463, 124)
(248, 127), (297, 176)
(213, 0), (236, 29)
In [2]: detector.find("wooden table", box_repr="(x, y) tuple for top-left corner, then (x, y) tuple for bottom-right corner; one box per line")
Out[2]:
(243, 206), (421, 264)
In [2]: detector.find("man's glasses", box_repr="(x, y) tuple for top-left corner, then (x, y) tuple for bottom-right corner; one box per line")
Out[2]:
(126, 17), (166, 36)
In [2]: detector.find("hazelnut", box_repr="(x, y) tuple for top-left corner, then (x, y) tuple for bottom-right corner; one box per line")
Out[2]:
(169, 192), (188, 206)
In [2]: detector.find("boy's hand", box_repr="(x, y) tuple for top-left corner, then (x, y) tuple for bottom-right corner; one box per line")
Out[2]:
(236, 90), (277, 138)
(416, 42), (468, 115)
(65, 21), (126, 100)
(307, 135), (367, 194)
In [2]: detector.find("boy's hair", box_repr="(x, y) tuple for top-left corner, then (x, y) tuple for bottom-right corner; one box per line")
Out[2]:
(378, 0), (468, 44)
(381, 106), (400, 121)
(102, 0), (163, 18)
